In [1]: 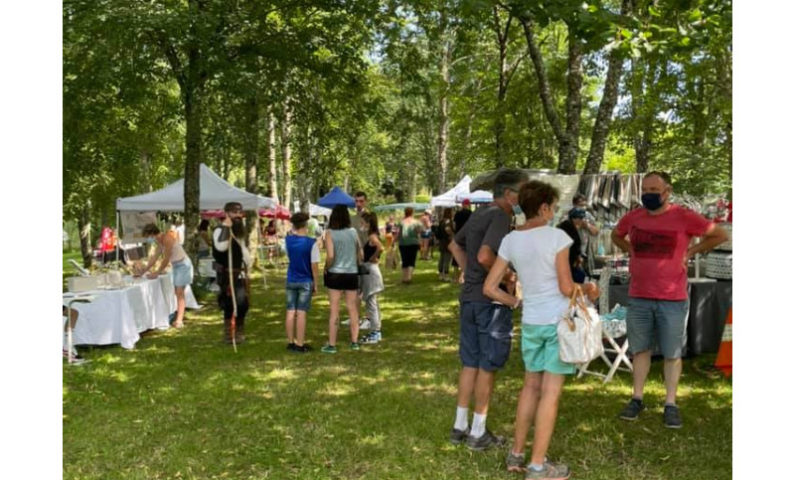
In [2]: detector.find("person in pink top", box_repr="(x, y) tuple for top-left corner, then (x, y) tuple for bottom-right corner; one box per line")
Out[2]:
(611, 171), (728, 428)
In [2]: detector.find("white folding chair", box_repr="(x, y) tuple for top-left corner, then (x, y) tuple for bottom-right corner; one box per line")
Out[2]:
(577, 328), (633, 383)
(68, 259), (91, 276)
(63, 295), (94, 364)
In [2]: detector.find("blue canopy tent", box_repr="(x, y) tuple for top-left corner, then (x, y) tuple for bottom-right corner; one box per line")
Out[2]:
(317, 186), (355, 208)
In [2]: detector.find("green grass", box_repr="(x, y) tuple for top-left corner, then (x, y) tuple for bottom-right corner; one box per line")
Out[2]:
(63, 256), (732, 480)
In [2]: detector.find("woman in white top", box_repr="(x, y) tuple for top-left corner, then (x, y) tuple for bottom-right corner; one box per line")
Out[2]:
(484, 181), (597, 479)
(139, 223), (194, 329)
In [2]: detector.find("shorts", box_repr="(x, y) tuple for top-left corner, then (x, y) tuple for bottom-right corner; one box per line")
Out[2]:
(520, 324), (576, 375)
(421, 230), (432, 239)
(285, 282), (313, 311)
(171, 258), (194, 287)
(398, 244), (419, 268)
(324, 271), (359, 291)
(626, 297), (688, 359)
(459, 301), (514, 372)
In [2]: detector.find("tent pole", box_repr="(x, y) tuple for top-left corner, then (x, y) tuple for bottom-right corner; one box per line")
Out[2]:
(115, 210), (120, 265)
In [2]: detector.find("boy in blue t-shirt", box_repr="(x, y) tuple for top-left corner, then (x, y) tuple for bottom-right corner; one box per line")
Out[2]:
(285, 212), (321, 353)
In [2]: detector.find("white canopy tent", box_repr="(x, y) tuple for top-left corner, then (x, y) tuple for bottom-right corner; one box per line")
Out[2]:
(431, 175), (471, 208)
(117, 163), (263, 212)
(456, 190), (493, 204)
(309, 203), (332, 217)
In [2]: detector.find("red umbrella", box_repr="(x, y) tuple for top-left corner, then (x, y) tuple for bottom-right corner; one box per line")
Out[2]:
(259, 205), (291, 220)
(201, 210), (226, 220)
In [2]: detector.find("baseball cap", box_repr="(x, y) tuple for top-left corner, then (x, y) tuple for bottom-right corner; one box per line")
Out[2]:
(568, 207), (587, 220)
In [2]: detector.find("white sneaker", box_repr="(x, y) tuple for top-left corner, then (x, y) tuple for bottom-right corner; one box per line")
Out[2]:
(341, 318), (351, 325)
(359, 319), (371, 330)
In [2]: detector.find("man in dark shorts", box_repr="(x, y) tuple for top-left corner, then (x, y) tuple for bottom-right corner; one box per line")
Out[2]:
(448, 168), (529, 450)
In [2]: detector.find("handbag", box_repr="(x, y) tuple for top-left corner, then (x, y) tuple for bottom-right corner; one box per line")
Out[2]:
(557, 285), (604, 364)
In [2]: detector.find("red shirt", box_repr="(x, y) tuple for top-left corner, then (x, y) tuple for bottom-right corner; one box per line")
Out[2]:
(615, 204), (713, 301)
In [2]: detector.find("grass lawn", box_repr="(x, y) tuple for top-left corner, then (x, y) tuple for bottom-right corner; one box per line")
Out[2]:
(63, 254), (732, 480)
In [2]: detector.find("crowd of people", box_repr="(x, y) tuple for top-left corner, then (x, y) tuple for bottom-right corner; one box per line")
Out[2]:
(70, 170), (729, 480)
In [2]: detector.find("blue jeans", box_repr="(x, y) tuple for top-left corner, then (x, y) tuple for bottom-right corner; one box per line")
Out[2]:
(626, 297), (689, 359)
(285, 282), (313, 312)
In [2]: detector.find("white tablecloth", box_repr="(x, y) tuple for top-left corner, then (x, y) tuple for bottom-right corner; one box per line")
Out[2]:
(63, 275), (200, 349)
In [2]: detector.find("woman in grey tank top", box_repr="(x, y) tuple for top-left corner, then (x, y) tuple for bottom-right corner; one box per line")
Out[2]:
(322, 205), (363, 353)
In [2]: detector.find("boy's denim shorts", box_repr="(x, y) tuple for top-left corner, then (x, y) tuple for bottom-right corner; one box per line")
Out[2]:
(459, 301), (513, 372)
(626, 297), (689, 359)
(286, 282), (313, 312)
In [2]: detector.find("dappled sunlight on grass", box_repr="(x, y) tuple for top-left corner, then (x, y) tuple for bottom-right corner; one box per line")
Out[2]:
(63, 258), (732, 479)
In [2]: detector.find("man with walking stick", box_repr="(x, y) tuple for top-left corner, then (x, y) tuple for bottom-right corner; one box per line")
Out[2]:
(213, 202), (253, 345)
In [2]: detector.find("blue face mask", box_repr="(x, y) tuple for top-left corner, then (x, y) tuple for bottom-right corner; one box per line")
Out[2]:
(512, 203), (526, 226)
(146, 237), (156, 244)
(641, 193), (664, 211)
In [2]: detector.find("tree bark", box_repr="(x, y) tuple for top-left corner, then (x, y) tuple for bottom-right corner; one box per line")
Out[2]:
(520, 17), (564, 147)
(559, 30), (583, 174)
(522, 16), (584, 172)
(140, 151), (153, 192)
(436, 26), (452, 194)
(585, 0), (632, 174)
(244, 94), (259, 247)
(281, 101), (292, 210)
(78, 203), (92, 268)
(493, 7), (515, 168)
(631, 56), (662, 173)
(266, 108), (278, 203)
(183, 83), (201, 263)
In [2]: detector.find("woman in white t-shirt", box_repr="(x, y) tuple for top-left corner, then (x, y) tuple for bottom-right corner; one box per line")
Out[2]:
(484, 180), (598, 479)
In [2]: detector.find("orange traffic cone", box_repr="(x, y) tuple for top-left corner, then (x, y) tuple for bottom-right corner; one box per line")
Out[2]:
(714, 307), (732, 377)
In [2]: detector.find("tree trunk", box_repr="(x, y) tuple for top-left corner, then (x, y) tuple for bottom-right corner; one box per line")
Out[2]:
(437, 28), (452, 193)
(281, 101), (292, 210)
(244, 95), (259, 247)
(559, 29), (583, 174)
(631, 56), (662, 173)
(521, 16), (574, 171)
(266, 108), (278, 203)
(140, 151), (153, 192)
(585, 0), (632, 174)
(183, 84), (201, 263)
(493, 7), (514, 168)
(78, 204), (92, 268)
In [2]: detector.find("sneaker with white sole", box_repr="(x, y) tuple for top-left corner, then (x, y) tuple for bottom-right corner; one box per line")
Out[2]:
(524, 461), (570, 480)
(466, 429), (506, 451)
(359, 319), (371, 330)
(360, 331), (381, 344)
(63, 349), (87, 365)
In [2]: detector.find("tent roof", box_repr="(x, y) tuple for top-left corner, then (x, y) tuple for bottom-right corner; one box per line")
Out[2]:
(317, 186), (355, 208)
(431, 175), (471, 208)
(456, 190), (493, 204)
(116, 164), (261, 211)
(372, 202), (430, 212)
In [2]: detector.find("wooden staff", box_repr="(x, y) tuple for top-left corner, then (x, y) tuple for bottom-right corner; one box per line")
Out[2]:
(228, 230), (237, 353)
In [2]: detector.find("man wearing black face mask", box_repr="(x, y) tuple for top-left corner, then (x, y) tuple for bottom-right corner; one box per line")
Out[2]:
(611, 171), (727, 429)
(213, 202), (253, 344)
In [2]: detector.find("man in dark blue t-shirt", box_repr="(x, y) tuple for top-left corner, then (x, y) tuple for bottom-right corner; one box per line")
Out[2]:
(284, 212), (321, 353)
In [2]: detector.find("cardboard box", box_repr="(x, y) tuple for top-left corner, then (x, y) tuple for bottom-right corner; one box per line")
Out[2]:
(68, 276), (101, 293)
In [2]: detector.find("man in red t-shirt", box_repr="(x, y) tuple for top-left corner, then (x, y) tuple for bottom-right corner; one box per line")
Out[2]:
(611, 171), (728, 428)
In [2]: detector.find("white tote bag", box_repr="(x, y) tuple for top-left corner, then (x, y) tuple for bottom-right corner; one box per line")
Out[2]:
(557, 285), (604, 364)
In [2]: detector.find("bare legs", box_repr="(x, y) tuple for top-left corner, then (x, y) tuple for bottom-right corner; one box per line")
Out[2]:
(511, 371), (566, 465)
(285, 310), (308, 346)
(327, 289), (360, 346)
(456, 367), (496, 415)
(631, 350), (681, 405)
(174, 286), (186, 328)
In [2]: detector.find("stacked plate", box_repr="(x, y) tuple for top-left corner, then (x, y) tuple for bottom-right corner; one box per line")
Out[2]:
(705, 252), (732, 280)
